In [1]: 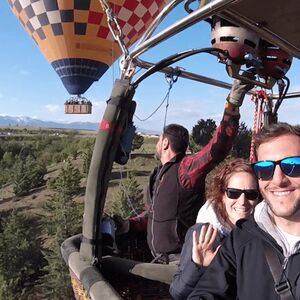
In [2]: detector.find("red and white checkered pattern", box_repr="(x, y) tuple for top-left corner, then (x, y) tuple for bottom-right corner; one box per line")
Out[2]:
(8, 0), (166, 46)
(95, 0), (165, 45)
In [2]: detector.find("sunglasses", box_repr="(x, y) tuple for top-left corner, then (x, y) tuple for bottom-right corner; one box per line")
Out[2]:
(224, 188), (259, 200)
(252, 156), (300, 180)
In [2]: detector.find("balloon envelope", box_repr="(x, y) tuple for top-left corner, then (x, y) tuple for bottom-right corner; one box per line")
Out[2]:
(8, 0), (167, 95)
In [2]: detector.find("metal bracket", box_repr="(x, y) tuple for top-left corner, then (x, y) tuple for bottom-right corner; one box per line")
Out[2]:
(226, 62), (276, 89)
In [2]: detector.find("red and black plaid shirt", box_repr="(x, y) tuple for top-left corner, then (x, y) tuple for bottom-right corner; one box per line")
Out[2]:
(179, 108), (239, 190)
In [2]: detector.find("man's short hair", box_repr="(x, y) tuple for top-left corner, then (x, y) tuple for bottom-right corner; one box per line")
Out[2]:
(163, 124), (189, 154)
(254, 122), (300, 155)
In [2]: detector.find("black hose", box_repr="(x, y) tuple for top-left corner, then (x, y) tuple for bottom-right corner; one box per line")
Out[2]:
(132, 48), (228, 87)
(273, 76), (290, 115)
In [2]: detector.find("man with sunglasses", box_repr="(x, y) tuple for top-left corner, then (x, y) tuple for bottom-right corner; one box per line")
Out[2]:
(188, 122), (300, 300)
(128, 75), (254, 262)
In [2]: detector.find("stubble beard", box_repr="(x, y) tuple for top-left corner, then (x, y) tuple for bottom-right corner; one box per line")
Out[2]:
(264, 195), (300, 220)
(154, 151), (161, 161)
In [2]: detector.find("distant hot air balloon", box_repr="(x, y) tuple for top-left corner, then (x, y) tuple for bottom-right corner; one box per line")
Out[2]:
(8, 0), (167, 103)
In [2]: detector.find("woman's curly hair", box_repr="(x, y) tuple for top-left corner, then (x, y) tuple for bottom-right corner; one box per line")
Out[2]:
(207, 158), (257, 226)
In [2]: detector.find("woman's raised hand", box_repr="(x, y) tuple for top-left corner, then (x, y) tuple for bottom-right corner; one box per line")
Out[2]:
(192, 224), (220, 267)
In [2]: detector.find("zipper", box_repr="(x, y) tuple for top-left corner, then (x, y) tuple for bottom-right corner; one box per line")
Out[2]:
(282, 257), (288, 270)
(150, 166), (164, 255)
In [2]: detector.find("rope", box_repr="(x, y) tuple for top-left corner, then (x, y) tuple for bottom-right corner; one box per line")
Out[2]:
(117, 166), (141, 217)
(99, 0), (129, 57)
(249, 93), (259, 163)
(163, 74), (178, 128)
(134, 73), (178, 123)
(249, 90), (268, 163)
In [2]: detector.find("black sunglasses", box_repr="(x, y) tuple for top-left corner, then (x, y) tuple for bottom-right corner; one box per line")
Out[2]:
(224, 188), (259, 200)
(252, 156), (300, 180)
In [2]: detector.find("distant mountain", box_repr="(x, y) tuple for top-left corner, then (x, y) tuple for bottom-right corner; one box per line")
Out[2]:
(0, 115), (160, 135)
(0, 115), (98, 131)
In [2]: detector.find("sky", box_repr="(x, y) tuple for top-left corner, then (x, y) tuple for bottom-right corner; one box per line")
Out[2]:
(1, 1), (300, 133)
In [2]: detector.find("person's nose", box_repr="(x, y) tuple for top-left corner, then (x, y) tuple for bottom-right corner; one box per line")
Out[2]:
(237, 193), (247, 205)
(272, 164), (289, 185)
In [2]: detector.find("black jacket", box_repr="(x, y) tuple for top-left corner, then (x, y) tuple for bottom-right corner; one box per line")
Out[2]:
(188, 215), (300, 300)
(147, 154), (203, 255)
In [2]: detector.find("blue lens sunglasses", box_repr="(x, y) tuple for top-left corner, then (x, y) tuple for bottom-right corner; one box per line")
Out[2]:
(252, 156), (300, 180)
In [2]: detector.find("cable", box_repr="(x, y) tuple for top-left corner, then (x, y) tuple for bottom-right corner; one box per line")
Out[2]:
(134, 75), (176, 122)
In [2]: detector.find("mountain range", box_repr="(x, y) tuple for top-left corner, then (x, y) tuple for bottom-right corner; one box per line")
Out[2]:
(0, 115), (160, 135)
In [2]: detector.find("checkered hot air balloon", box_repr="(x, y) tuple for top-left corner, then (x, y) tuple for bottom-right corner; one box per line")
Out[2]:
(8, 0), (167, 95)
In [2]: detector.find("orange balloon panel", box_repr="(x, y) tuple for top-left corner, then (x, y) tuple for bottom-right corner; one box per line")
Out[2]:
(8, 0), (167, 95)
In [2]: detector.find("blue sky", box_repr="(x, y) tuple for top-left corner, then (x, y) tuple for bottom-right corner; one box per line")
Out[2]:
(1, 1), (300, 132)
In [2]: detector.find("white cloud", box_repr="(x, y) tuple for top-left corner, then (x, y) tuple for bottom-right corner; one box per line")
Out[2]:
(91, 101), (106, 108)
(45, 104), (60, 113)
(11, 64), (29, 76)
(19, 70), (29, 76)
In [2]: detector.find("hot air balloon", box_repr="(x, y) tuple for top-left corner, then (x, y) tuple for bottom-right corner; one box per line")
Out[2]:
(8, 0), (167, 113)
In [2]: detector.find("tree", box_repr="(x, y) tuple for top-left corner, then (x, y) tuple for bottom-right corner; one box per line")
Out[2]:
(39, 160), (83, 299)
(109, 172), (144, 219)
(3, 141), (22, 157)
(189, 136), (201, 154)
(192, 119), (217, 147)
(11, 157), (47, 197)
(0, 145), (4, 160)
(132, 133), (144, 151)
(0, 211), (43, 299)
(231, 122), (252, 158)
(2, 151), (15, 169)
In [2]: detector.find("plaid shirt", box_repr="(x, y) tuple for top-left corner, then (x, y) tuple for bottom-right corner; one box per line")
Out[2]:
(179, 108), (239, 190)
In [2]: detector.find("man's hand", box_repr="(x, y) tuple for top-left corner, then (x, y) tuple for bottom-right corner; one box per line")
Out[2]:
(192, 223), (220, 267)
(227, 70), (255, 107)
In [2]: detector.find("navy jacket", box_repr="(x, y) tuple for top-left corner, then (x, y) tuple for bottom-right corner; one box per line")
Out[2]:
(187, 215), (300, 300)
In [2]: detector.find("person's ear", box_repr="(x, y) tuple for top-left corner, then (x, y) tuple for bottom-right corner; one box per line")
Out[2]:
(162, 137), (169, 150)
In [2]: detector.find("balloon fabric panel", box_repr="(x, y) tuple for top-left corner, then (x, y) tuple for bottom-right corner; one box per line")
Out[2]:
(8, 0), (167, 95)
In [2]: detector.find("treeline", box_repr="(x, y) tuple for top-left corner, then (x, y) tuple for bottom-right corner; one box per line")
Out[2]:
(0, 129), (95, 192)
(189, 120), (252, 158)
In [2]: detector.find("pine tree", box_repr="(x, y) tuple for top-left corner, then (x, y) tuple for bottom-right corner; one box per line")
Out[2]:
(39, 160), (83, 299)
(80, 146), (93, 175)
(231, 122), (252, 158)
(132, 133), (144, 151)
(11, 157), (47, 197)
(109, 172), (144, 219)
(0, 211), (43, 299)
(192, 119), (217, 147)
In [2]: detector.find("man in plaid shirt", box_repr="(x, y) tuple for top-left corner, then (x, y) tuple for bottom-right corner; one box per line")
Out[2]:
(129, 76), (254, 261)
